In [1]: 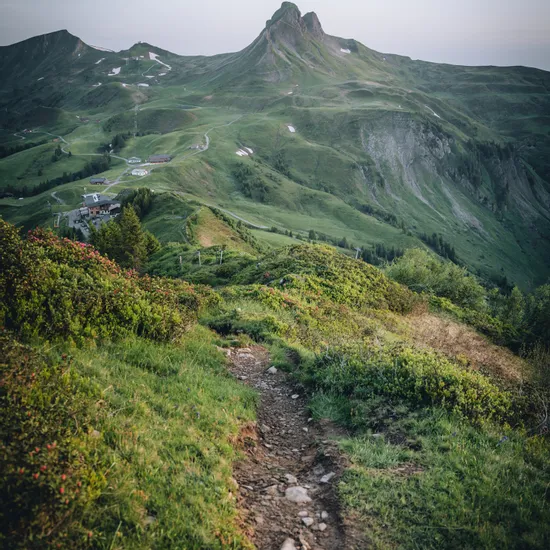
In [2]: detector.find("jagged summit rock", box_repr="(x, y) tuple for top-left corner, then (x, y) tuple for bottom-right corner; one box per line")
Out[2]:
(265, 2), (325, 43)
(266, 2), (303, 27)
(302, 12), (325, 39)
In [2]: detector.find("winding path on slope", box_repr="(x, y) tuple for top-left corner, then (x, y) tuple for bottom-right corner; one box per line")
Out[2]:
(50, 191), (65, 205)
(181, 114), (244, 160)
(32, 113), (246, 202)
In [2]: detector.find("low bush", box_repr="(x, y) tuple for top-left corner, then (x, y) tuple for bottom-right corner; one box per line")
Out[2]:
(306, 344), (512, 423)
(386, 248), (486, 310)
(430, 296), (518, 346)
(232, 244), (417, 314)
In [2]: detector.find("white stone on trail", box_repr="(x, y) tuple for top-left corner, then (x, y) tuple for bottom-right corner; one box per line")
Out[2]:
(298, 510), (309, 517)
(318, 522), (327, 531)
(267, 366), (278, 374)
(280, 539), (298, 550)
(285, 473), (297, 484)
(320, 472), (336, 483)
(285, 486), (311, 503)
(302, 517), (314, 527)
(313, 464), (325, 476)
(321, 510), (329, 520)
(291, 394), (299, 399)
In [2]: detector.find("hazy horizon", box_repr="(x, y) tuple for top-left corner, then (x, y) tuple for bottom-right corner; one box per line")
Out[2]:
(2, 0), (550, 71)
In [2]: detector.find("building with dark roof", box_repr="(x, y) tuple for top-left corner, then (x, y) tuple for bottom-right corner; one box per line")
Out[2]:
(82, 193), (120, 217)
(148, 154), (172, 163)
(90, 177), (107, 184)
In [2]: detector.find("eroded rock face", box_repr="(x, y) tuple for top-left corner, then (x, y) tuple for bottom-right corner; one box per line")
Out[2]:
(302, 12), (325, 39)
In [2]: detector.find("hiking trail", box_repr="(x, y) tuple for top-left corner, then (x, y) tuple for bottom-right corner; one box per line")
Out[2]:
(226, 346), (364, 550)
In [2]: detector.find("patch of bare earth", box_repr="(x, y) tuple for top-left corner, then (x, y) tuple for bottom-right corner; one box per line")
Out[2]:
(226, 346), (366, 550)
(407, 312), (527, 383)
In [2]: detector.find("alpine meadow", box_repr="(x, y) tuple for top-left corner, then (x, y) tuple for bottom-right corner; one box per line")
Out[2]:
(1, 2), (549, 549)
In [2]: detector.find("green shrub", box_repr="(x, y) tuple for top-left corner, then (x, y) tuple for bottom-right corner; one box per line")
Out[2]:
(232, 244), (417, 314)
(386, 248), (486, 310)
(430, 296), (518, 345)
(204, 309), (292, 342)
(306, 344), (512, 423)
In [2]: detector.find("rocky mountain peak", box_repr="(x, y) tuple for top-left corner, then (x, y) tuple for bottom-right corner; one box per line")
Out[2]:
(264, 3), (326, 44)
(302, 12), (325, 39)
(266, 2), (302, 28)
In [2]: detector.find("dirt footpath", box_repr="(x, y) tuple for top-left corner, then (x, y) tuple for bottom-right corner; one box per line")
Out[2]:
(226, 346), (366, 550)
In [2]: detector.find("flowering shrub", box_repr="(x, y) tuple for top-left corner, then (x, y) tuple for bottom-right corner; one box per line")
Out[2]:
(0, 221), (216, 343)
(0, 336), (108, 548)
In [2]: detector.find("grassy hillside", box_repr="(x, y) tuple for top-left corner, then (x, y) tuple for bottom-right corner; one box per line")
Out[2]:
(2, 220), (550, 547)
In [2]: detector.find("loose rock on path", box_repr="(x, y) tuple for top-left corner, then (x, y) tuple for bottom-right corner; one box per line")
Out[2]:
(226, 346), (364, 550)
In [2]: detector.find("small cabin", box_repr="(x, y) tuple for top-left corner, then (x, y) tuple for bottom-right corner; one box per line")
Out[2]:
(90, 177), (107, 185)
(148, 154), (172, 163)
(128, 157), (142, 164)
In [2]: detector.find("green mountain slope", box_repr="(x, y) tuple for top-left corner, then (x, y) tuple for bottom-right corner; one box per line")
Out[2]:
(1, 2), (549, 287)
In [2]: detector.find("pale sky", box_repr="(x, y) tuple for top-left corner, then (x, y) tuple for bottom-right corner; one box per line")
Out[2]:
(2, 0), (550, 71)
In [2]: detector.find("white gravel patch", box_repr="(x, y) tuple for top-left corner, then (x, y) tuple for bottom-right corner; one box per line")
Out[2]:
(95, 58), (106, 64)
(37, 77), (44, 81)
(138, 83), (150, 87)
(108, 67), (121, 76)
(287, 125), (296, 133)
(149, 52), (172, 70)
(340, 48), (351, 54)
(92, 82), (102, 87)
(91, 45), (114, 52)
(244, 147), (254, 154)
(424, 105), (441, 119)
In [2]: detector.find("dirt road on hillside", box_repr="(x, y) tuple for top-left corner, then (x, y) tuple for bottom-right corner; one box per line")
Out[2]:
(226, 346), (365, 550)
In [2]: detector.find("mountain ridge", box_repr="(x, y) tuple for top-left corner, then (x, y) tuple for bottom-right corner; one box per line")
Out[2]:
(1, 2), (549, 288)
